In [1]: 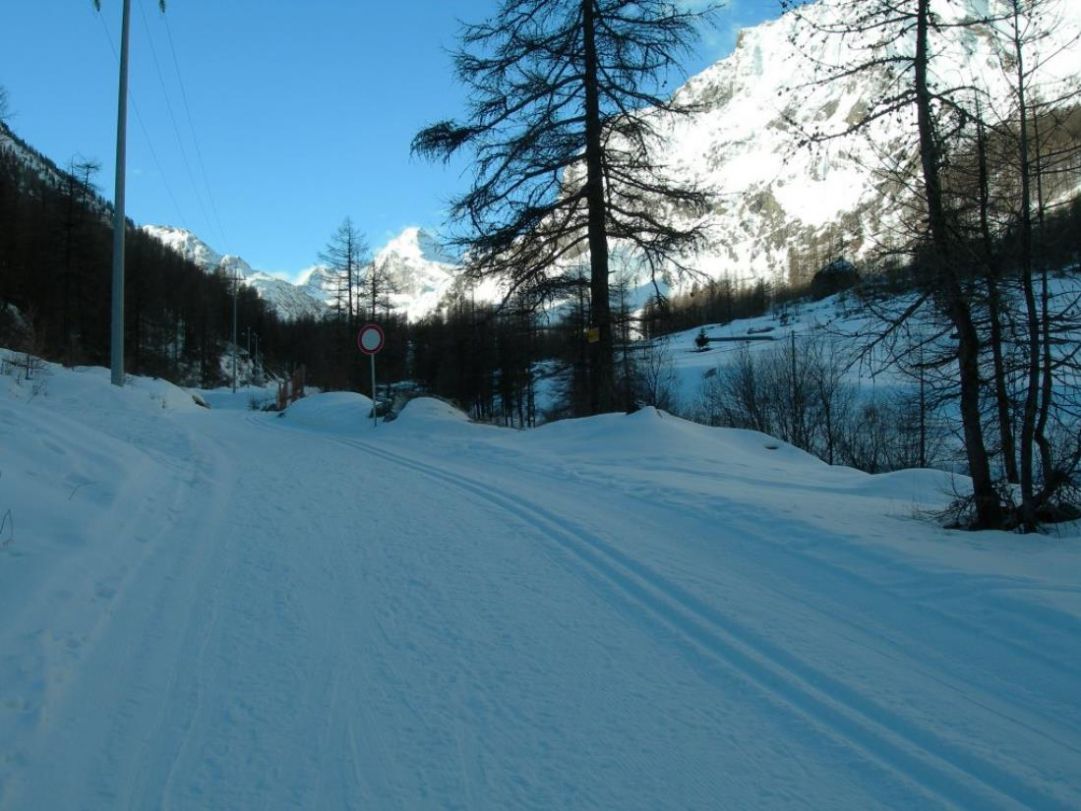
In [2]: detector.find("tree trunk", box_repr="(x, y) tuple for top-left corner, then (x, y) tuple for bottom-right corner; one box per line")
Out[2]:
(1031, 100), (1057, 506)
(915, 0), (1002, 528)
(976, 112), (1019, 484)
(582, 0), (614, 414)
(1008, 1), (1042, 531)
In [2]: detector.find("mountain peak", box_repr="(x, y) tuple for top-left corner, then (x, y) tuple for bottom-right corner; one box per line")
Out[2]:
(143, 225), (224, 270)
(378, 227), (458, 267)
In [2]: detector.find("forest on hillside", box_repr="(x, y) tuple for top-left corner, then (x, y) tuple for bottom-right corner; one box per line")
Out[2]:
(0, 122), (279, 385)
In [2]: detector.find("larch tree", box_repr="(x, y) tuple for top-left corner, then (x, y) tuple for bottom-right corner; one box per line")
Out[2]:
(781, 0), (1006, 527)
(318, 217), (370, 390)
(413, 0), (715, 414)
(361, 257), (398, 322)
(319, 217), (369, 331)
(990, 0), (1081, 529)
(784, 0), (1081, 529)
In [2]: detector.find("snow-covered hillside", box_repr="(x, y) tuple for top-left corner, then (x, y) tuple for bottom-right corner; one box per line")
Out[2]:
(143, 224), (465, 323)
(648, 0), (1081, 289)
(2, 351), (1080, 808)
(143, 225), (331, 321)
(0, 122), (87, 198)
(374, 226), (460, 322)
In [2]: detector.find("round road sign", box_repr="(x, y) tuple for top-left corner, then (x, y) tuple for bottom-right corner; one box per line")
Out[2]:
(357, 323), (385, 355)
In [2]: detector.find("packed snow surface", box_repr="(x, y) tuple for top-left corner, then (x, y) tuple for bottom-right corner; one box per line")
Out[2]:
(1, 357), (1079, 809)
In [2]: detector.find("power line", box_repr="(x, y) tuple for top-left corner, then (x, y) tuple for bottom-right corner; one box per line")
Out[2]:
(93, 5), (188, 229)
(161, 7), (230, 248)
(136, 0), (219, 243)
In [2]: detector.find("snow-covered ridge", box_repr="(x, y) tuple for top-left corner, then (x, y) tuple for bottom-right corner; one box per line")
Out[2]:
(645, 0), (1081, 289)
(0, 121), (111, 219)
(142, 224), (227, 270)
(142, 224), (330, 321)
(375, 226), (461, 322)
(142, 224), (463, 323)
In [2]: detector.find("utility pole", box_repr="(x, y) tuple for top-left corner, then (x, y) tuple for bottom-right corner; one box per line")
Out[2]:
(109, 0), (132, 387)
(97, 0), (166, 385)
(232, 270), (239, 393)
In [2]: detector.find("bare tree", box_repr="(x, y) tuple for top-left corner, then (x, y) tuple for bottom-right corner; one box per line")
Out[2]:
(361, 257), (398, 322)
(319, 217), (369, 330)
(781, 0), (1011, 526)
(633, 339), (679, 412)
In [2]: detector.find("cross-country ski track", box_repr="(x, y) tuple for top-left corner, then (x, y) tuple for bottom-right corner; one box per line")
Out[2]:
(1, 370), (1079, 809)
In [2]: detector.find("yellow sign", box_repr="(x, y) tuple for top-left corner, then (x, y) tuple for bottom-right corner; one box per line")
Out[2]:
(586, 327), (600, 343)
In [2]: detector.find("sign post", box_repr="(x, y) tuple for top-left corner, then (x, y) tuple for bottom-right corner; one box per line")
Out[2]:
(357, 323), (385, 428)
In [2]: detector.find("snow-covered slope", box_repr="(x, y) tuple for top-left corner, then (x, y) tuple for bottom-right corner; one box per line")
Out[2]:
(0, 121), (111, 223)
(375, 226), (460, 321)
(142, 225), (331, 321)
(142, 225), (465, 323)
(0, 122), (87, 197)
(2, 352), (1080, 808)
(649, 0), (1081, 288)
(143, 224), (226, 270)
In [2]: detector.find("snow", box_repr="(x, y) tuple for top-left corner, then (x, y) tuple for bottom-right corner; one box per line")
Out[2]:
(141, 224), (464, 324)
(2, 351), (1079, 808)
(640, 0), (1081, 290)
(143, 224), (227, 270)
(374, 227), (461, 323)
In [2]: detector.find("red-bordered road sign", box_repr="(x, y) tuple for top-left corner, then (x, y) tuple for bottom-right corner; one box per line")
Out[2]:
(357, 323), (384, 355)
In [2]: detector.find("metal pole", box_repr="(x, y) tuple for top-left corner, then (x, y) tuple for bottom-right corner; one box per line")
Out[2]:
(110, 0), (132, 387)
(232, 271), (238, 393)
(370, 353), (377, 428)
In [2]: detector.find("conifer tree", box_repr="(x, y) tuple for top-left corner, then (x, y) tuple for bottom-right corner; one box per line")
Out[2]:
(413, 0), (714, 413)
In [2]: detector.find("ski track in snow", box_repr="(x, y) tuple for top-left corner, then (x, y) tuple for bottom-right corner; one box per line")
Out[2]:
(2, 382), (1079, 810)
(320, 430), (1079, 811)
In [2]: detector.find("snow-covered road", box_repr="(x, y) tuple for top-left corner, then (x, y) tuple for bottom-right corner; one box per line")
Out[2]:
(2, 368), (1079, 809)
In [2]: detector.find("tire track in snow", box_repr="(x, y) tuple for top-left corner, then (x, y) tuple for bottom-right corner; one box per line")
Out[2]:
(324, 433), (1070, 811)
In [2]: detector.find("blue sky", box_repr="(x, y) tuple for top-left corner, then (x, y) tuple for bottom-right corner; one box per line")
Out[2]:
(1, 0), (782, 278)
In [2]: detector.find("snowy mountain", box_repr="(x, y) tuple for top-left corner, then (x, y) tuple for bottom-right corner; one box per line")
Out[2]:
(16, 0), (1078, 325)
(0, 121), (112, 223)
(645, 0), (1081, 290)
(375, 227), (461, 322)
(0, 122), (77, 193)
(142, 224), (225, 270)
(141, 225), (331, 321)
(143, 224), (466, 324)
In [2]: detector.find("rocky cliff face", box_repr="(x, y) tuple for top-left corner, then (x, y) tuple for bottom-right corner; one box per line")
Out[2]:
(643, 0), (1081, 290)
